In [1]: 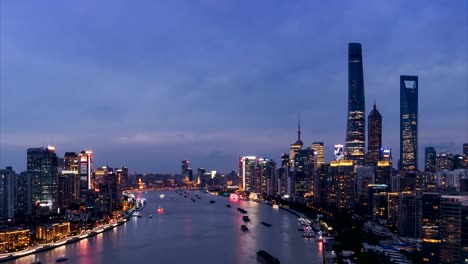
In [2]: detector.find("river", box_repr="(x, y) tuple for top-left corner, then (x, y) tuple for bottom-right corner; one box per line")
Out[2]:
(6, 190), (323, 264)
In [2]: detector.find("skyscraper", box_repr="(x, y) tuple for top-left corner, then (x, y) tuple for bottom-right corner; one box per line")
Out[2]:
(367, 103), (382, 165)
(27, 146), (59, 211)
(78, 151), (93, 198)
(424, 147), (436, 172)
(239, 156), (256, 192)
(312, 142), (324, 168)
(345, 43), (366, 165)
(400, 75), (418, 171)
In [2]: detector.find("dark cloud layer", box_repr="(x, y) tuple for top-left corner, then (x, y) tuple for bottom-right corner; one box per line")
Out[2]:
(1, 0), (467, 173)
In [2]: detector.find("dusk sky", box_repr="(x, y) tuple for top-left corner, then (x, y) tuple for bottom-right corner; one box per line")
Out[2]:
(0, 1), (467, 174)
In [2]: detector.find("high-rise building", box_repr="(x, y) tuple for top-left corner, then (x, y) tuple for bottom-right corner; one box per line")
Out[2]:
(181, 160), (190, 181)
(312, 142), (325, 168)
(0, 167), (17, 219)
(252, 158), (276, 195)
(345, 43), (366, 165)
(424, 147), (437, 172)
(437, 153), (453, 172)
(290, 118), (303, 164)
(440, 195), (468, 264)
(239, 156), (256, 192)
(329, 160), (355, 210)
(397, 194), (422, 238)
(367, 103), (382, 165)
(293, 149), (314, 197)
(197, 168), (205, 185)
(16, 171), (32, 216)
(28, 146), (59, 211)
(78, 151), (93, 198)
(400, 75), (418, 171)
(421, 192), (441, 264)
(375, 161), (392, 186)
(277, 154), (291, 196)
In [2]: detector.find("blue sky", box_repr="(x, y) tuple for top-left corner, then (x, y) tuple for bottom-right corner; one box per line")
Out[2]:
(1, 0), (467, 173)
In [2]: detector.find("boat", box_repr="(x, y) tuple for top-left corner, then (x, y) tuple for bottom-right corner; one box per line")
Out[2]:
(157, 208), (164, 213)
(241, 225), (248, 231)
(242, 215), (250, 222)
(261, 221), (272, 227)
(303, 226), (314, 238)
(160, 194), (165, 199)
(257, 250), (280, 264)
(149, 214), (153, 218)
(56, 257), (68, 262)
(272, 204), (279, 209)
(226, 204), (231, 208)
(209, 200), (215, 204)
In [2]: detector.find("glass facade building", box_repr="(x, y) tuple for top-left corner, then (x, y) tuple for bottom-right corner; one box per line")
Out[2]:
(345, 43), (366, 165)
(400, 75), (418, 171)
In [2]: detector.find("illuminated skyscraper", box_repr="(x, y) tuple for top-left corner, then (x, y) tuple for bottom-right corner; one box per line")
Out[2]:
(28, 146), (59, 211)
(239, 156), (256, 192)
(181, 160), (189, 181)
(367, 103), (382, 165)
(78, 151), (93, 197)
(400, 75), (418, 171)
(424, 147), (436, 172)
(293, 148), (315, 197)
(345, 43), (366, 165)
(312, 142), (324, 168)
(463, 143), (468, 169)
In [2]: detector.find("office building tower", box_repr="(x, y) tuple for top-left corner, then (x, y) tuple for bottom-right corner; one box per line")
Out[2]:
(187, 168), (194, 182)
(121, 166), (129, 188)
(367, 103), (382, 165)
(356, 166), (374, 198)
(437, 153), (453, 172)
(63, 152), (78, 171)
(312, 142), (325, 168)
(345, 43), (366, 165)
(197, 168), (205, 185)
(277, 154), (291, 196)
(16, 172), (32, 216)
(421, 192), (441, 264)
(252, 158), (276, 195)
(290, 118), (303, 164)
(181, 160), (190, 181)
(58, 170), (78, 209)
(0, 167), (17, 219)
(28, 146), (59, 211)
(367, 184), (389, 222)
(78, 151), (93, 197)
(400, 75), (418, 171)
(424, 147), (437, 172)
(314, 164), (330, 206)
(440, 195), (468, 264)
(294, 148), (315, 197)
(329, 160), (355, 210)
(375, 161), (392, 186)
(397, 194), (422, 238)
(239, 156), (256, 192)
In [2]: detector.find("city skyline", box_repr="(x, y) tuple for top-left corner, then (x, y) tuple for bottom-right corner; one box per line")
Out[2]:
(1, 1), (467, 173)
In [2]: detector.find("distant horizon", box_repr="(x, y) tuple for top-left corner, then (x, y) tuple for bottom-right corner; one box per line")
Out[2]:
(1, 1), (467, 173)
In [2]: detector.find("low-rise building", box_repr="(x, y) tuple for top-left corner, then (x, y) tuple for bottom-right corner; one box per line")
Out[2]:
(0, 228), (30, 252)
(36, 223), (70, 243)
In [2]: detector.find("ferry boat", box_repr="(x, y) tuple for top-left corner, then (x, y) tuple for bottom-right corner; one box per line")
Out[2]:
(56, 257), (68, 262)
(209, 200), (215, 204)
(160, 194), (165, 199)
(149, 214), (153, 218)
(261, 221), (272, 227)
(242, 215), (250, 222)
(272, 204), (279, 209)
(241, 225), (248, 231)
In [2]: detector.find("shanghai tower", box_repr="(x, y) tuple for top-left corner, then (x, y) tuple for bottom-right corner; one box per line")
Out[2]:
(345, 43), (366, 165)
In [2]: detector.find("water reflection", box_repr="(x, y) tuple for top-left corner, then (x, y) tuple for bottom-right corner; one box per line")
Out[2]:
(7, 190), (322, 264)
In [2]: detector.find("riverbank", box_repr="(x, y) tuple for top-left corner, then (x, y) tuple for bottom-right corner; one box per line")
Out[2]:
(0, 218), (129, 263)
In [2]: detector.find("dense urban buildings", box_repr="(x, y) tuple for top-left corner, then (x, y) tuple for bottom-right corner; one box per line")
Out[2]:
(345, 43), (366, 166)
(399, 75), (418, 171)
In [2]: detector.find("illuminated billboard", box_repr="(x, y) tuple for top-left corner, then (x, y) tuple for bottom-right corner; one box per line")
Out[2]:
(334, 144), (344, 161)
